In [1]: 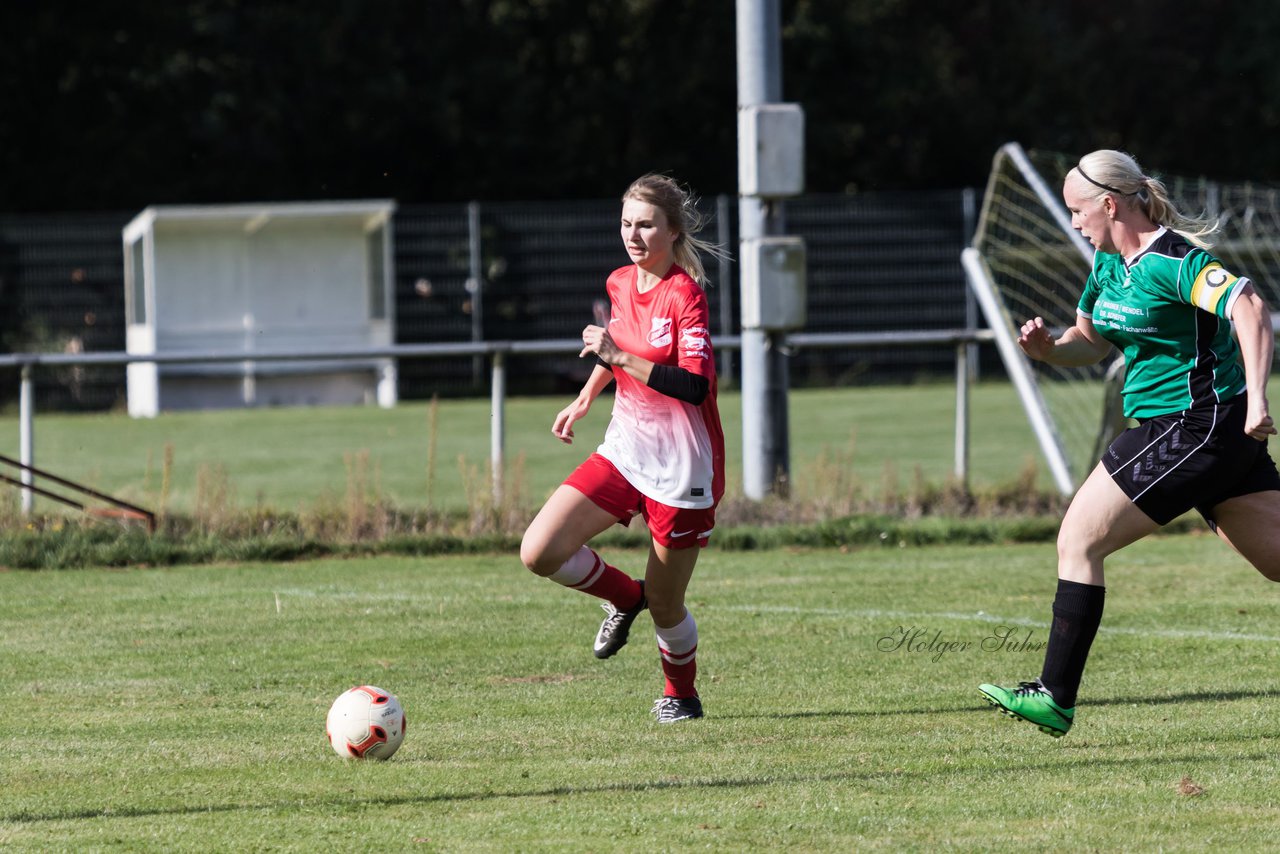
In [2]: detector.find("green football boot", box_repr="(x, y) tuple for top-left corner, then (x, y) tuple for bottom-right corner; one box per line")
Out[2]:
(978, 679), (1074, 737)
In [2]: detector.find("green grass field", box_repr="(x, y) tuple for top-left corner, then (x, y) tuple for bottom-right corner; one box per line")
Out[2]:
(3, 533), (1278, 850)
(0, 384), (1053, 517)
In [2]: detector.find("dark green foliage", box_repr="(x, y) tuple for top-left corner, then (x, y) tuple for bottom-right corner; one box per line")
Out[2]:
(5, 1), (1280, 212)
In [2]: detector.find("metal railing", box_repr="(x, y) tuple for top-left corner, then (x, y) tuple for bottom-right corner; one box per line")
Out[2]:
(0, 329), (995, 515)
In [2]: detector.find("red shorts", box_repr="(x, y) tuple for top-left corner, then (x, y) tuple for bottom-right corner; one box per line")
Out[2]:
(564, 453), (717, 549)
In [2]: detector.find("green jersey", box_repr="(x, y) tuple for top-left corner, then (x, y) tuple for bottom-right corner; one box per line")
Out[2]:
(1078, 227), (1250, 419)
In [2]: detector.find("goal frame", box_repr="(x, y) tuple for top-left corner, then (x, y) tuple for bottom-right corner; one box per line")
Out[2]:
(964, 142), (1101, 497)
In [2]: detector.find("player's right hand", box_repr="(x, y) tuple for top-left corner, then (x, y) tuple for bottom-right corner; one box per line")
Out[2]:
(1017, 317), (1054, 360)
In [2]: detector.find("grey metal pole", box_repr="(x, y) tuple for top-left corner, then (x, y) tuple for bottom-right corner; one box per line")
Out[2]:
(737, 0), (789, 499)
(242, 312), (256, 406)
(468, 201), (485, 388)
(716, 193), (735, 387)
(490, 350), (505, 506)
(954, 341), (970, 488)
(19, 364), (34, 515)
(962, 187), (979, 383)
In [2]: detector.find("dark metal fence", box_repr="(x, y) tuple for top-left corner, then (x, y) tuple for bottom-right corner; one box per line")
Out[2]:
(0, 189), (978, 412)
(0, 212), (131, 411)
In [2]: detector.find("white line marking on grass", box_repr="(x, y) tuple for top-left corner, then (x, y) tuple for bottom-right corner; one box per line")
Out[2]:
(271, 587), (417, 602)
(721, 604), (1280, 643)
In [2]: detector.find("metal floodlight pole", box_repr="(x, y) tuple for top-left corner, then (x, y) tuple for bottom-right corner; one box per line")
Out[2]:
(736, 0), (790, 500)
(716, 193), (735, 387)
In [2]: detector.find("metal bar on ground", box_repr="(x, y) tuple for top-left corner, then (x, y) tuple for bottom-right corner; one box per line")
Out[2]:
(0, 453), (157, 531)
(0, 472), (85, 512)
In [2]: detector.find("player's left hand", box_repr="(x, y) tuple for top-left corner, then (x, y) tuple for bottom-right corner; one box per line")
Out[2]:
(1245, 398), (1277, 441)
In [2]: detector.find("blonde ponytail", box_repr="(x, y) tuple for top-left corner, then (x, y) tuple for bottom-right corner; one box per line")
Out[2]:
(1074, 150), (1219, 248)
(623, 174), (730, 284)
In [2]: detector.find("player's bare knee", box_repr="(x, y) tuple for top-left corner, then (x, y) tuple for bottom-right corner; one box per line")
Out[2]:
(647, 596), (685, 627)
(518, 537), (556, 576)
(1056, 525), (1110, 565)
(1055, 532), (1086, 567)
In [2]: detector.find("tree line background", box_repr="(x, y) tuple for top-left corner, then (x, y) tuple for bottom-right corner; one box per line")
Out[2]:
(5, 0), (1280, 215)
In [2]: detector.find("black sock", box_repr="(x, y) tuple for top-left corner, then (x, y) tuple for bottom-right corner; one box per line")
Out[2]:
(1038, 579), (1105, 708)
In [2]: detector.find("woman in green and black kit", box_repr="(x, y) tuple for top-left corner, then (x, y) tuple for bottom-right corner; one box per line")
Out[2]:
(979, 149), (1280, 737)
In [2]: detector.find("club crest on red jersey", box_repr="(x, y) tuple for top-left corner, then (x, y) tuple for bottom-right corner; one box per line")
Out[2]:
(648, 317), (673, 347)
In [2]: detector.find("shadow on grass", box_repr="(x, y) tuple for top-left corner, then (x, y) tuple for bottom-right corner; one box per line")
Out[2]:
(719, 687), (1279, 721)
(7, 743), (1276, 826)
(1087, 688), (1279, 708)
(7, 690), (1275, 826)
(719, 704), (989, 720)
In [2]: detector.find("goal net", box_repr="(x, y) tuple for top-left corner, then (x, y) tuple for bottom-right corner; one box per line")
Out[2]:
(964, 142), (1280, 495)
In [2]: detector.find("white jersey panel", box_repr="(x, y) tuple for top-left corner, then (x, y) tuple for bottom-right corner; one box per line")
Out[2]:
(598, 389), (716, 509)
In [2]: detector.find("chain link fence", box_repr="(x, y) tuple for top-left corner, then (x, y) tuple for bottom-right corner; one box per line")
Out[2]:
(0, 190), (977, 411)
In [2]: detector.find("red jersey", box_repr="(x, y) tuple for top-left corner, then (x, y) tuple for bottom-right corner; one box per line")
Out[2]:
(595, 264), (725, 509)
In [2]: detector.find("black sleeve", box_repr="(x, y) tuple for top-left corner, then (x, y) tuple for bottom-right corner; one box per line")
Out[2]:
(597, 356), (611, 370)
(646, 364), (710, 405)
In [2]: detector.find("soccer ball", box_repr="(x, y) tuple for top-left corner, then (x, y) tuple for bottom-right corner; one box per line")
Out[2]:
(325, 685), (407, 760)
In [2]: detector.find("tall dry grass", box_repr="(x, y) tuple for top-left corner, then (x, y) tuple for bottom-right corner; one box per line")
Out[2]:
(0, 415), (1068, 548)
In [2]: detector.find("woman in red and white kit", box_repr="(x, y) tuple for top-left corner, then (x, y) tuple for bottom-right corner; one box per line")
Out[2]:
(520, 174), (726, 723)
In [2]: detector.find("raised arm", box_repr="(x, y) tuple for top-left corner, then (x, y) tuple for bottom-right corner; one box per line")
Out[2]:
(581, 323), (653, 385)
(579, 323), (710, 405)
(1017, 314), (1113, 367)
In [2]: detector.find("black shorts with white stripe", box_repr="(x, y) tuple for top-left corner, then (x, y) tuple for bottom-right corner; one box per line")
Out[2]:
(1102, 393), (1280, 526)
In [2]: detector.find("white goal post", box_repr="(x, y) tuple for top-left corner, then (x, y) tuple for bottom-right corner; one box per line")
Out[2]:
(961, 247), (1075, 495)
(964, 142), (1111, 496)
(968, 141), (1280, 497)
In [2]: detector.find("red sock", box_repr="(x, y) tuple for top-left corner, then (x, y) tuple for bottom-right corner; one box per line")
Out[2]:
(547, 547), (642, 610)
(661, 654), (697, 699)
(656, 612), (698, 698)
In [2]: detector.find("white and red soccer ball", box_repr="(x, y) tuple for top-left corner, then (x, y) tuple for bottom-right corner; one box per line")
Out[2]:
(326, 685), (406, 760)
